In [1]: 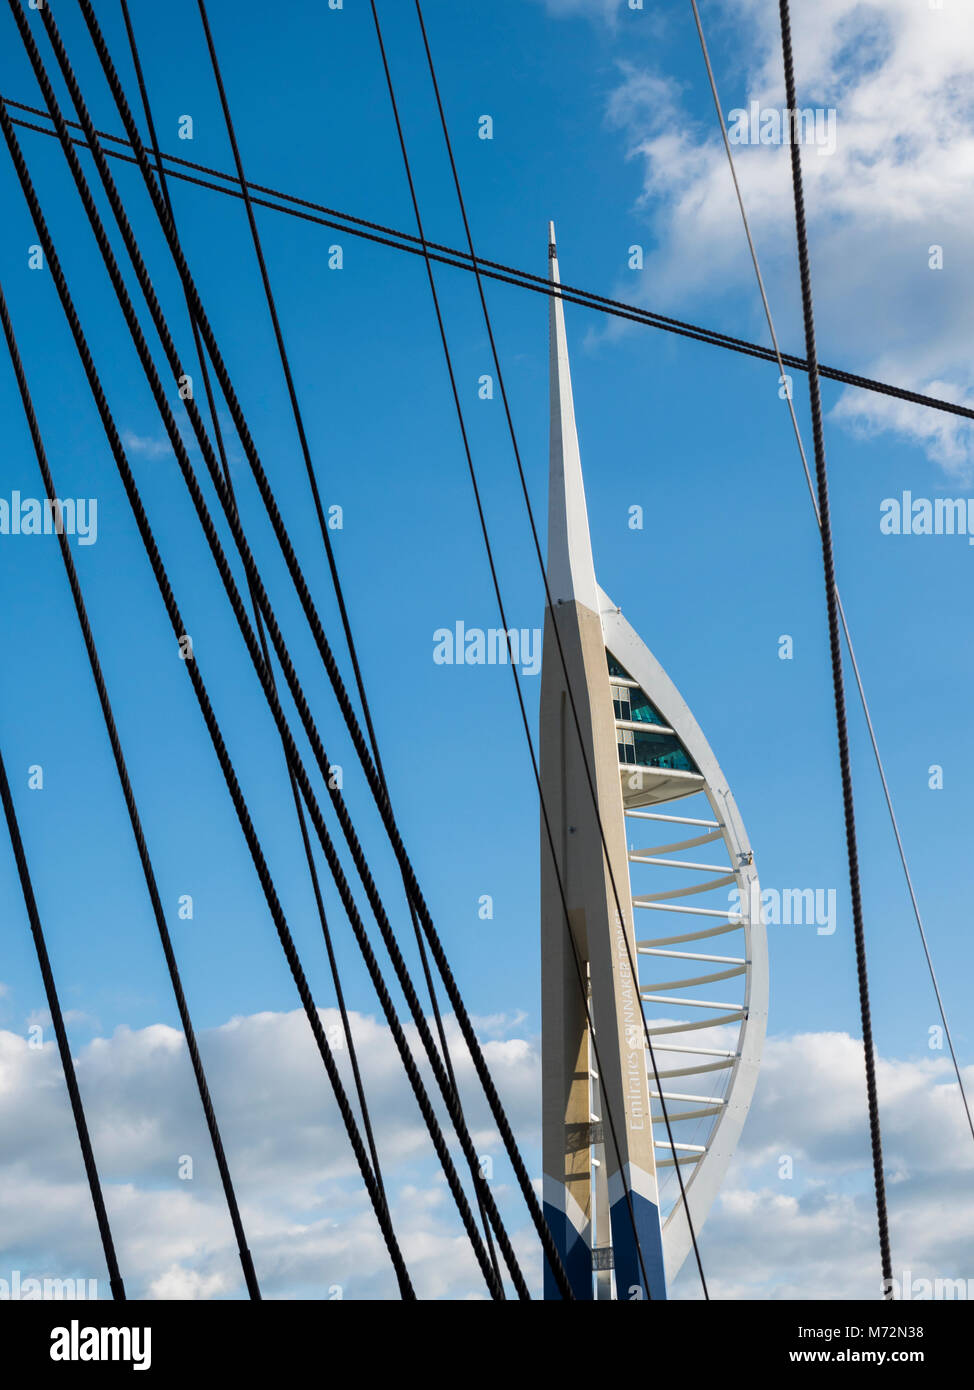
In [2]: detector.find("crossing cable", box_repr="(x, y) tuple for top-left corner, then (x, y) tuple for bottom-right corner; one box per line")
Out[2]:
(413, 0), (708, 1292)
(369, 2), (664, 1301)
(116, 0), (388, 1213)
(32, 3), (521, 1302)
(0, 278), (262, 1299)
(369, 0), (658, 1295)
(778, 0), (893, 1295)
(5, 16), (503, 1305)
(0, 739), (125, 1300)
(185, 0), (500, 1276)
(14, 2), (524, 1300)
(68, 0), (573, 1299)
(4, 97), (973, 428)
(688, 0), (974, 1151)
(189, 0), (501, 1284)
(0, 84), (418, 1304)
(407, 0), (709, 1296)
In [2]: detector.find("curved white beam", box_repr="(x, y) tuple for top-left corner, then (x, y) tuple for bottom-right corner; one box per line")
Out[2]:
(598, 588), (769, 1285)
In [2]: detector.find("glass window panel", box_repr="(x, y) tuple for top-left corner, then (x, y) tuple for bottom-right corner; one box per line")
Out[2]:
(611, 684), (631, 721)
(607, 653), (630, 680)
(631, 730), (698, 773)
(629, 687), (664, 725)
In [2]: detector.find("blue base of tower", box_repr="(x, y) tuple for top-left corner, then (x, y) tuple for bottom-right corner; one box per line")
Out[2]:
(542, 1192), (667, 1299)
(609, 1188), (667, 1300)
(542, 1200), (592, 1300)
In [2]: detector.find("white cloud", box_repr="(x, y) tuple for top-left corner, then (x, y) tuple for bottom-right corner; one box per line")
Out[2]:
(595, 0), (974, 477)
(0, 1009), (542, 1300)
(120, 416), (218, 464)
(672, 1031), (974, 1299)
(469, 1009), (530, 1039)
(147, 1265), (238, 1300)
(120, 430), (174, 460)
(0, 1011), (970, 1299)
(831, 377), (974, 480)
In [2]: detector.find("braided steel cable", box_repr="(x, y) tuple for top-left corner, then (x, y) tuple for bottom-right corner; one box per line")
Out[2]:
(0, 84), (417, 1302)
(778, 0), (893, 1294)
(11, 0), (520, 1298)
(0, 743), (125, 1300)
(117, 0), (388, 1213)
(188, 0), (500, 1277)
(406, 0), (711, 1297)
(369, 0), (661, 1298)
(688, 0), (974, 1154)
(0, 278), (261, 1299)
(4, 94), (971, 428)
(69, 0), (572, 1297)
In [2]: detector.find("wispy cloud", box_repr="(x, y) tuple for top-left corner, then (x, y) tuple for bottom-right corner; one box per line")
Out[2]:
(586, 0), (974, 475)
(121, 430), (174, 460)
(535, 0), (621, 20)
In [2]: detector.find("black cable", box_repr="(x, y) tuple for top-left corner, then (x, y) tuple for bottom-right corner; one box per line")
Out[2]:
(0, 278), (261, 1299)
(4, 95), (971, 427)
(117, 0), (389, 1215)
(0, 741), (125, 1301)
(376, 0), (663, 1305)
(778, 0), (893, 1296)
(34, 3), (517, 1300)
(410, 0), (709, 1297)
(191, 0), (501, 1283)
(371, 0), (661, 1297)
(0, 82), (417, 1302)
(683, 0), (972, 1162)
(689, 0), (974, 1155)
(68, 0), (570, 1299)
(369, 0), (691, 1298)
(14, 1), (517, 1298)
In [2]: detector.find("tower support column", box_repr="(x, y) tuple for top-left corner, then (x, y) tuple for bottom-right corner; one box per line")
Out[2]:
(539, 222), (666, 1300)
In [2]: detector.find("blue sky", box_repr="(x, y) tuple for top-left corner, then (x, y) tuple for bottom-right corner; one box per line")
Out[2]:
(0, 0), (972, 1299)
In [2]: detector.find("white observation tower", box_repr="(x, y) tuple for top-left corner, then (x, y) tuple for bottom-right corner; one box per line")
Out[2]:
(539, 223), (768, 1300)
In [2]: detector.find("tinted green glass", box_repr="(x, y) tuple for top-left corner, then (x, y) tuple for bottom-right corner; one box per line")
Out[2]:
(629, 688), (664, 724)
(632, 730), (698, 772)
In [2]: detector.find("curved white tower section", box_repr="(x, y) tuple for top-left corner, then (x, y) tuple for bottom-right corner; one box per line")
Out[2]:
(540, 225), (768, 1300)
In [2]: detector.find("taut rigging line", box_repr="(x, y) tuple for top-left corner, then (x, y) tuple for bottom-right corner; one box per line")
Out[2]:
(778, 0), (893, 1296)
(0, 277), (261, 1299)
(67, 0), (575, 1297)
(3, 96), (972, 427)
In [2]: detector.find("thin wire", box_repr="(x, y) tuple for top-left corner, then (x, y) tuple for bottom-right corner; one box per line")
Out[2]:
(4, 96), (972, 427)
(0, 277), (261, 1299)
(0, 738), (126, 1301)
(778, 0), (893, 1295)
(688, 0), (974, 1151)
(411, 0), (710, 1294)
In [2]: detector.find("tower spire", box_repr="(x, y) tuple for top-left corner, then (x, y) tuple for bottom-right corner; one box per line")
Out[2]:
(547, 222), (598, 613)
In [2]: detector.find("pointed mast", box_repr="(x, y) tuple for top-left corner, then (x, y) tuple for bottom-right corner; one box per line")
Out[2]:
(547, 221), (599, 614)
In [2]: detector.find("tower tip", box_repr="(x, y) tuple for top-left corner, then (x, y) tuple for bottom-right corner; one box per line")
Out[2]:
(546, 222), (597, 612)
